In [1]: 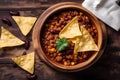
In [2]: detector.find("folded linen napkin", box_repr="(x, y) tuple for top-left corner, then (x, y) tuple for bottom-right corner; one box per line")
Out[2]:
(82, 0), (120, 31)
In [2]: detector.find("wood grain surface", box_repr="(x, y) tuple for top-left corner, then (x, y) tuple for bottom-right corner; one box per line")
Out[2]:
(0, 0), (120, 80)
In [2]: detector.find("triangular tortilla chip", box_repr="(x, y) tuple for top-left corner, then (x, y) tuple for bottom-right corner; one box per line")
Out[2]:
(12, 52), (35, 74)
(74, 26), (99, 53)
(59, 16), (82, 38)
(0, 27), (25, 48)
(12, 16), (37, 36)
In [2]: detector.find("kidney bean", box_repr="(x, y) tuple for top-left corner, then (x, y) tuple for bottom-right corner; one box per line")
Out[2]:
(87, 24), (92, 28)
(64, 17), (69, 21)
(67, 15), (72, 19)
(85, 16), (90, 23)
(22, 51), (27, 55)
(1, 18), (12, 26)
(91, 32), (95, 36)
(50, 40), (55, 44)
(87, 28), (92, 33)
(24, 39), (30, 50)
(71, 12), (75, 17)
(78, 56), (83, 60)
(58, 52), (62, 56)
(67, 60), (71, 66)
(56, 55), (62, 62)
(66, 55), (73, 60)
(50, 30), (59, 34)
(94, 29), (97, 33)
(50, 35), (54, 40)
(56, 22), (60, 27)
(27, 74), (37, 80)
(53, 16), (60, 21)
(62, 21), (67, 25)
(64, 61), (68, 66)
(9, 11), (20, 16)
(83, 54), (87, 59)
(12, 62), (18, 68)
(47, 46), (51, 49)
(74, 11), (78, 15)
(78, 17), (83, 22)
(93, 26), (96, 30)
(53, 53), (57, 57)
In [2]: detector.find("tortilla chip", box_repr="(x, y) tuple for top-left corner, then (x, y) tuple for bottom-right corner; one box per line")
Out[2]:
(73, 37), (80, 54)
(59, 16), (82, 38)
(12, 52), (35, 74)
(0, 27), (25, 48)
(74, 26), (99, 53)
(12, 16), (37, 36)
(70, 36), (79, 43)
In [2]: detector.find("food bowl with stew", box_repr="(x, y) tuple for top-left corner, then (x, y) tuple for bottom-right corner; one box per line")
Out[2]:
(32, 2), (107, 72)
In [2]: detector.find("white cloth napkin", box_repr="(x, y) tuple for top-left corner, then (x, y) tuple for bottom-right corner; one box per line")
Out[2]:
(82, 0), (120, 31)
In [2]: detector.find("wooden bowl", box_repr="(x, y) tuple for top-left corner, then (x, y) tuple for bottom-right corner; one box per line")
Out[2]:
(32, 2), (107, 72)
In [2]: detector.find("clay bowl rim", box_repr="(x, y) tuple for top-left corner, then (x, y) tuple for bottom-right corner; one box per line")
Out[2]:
(32, 2), (107, 72)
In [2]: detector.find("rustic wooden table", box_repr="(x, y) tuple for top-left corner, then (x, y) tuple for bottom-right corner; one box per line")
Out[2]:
(0, 0), (120, 80)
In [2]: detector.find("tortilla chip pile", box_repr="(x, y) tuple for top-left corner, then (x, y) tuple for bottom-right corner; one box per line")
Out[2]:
(59, 16), (99, 54)
(0, 16), (37, 48)
(0, 16), (37, 74)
